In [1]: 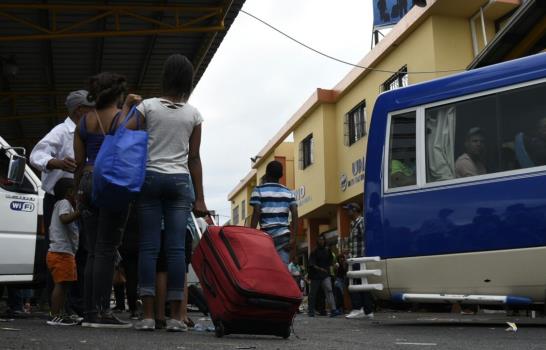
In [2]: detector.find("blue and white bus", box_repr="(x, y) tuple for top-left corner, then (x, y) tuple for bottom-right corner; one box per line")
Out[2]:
(362, 52), (546, 306)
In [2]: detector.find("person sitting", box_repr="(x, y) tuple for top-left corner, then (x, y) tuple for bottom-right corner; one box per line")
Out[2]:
(390, 159), (415, 187)
(455, 127), (487, 178)
(524, 117), (546, 166)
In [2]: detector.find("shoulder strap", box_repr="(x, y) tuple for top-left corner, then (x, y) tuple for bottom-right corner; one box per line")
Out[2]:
(93, 110), (106, 136)
(79, 114), (88, 140)
(108, 112), (121, 134)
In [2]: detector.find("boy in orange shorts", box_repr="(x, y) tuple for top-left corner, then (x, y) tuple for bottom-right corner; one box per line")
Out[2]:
(46, 178), (80, 326)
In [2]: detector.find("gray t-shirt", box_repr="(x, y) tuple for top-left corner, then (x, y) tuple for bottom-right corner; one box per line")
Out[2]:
(455, 153), (486, 178)
(136, 98), (203, 174)
(48, 199), (79, 255)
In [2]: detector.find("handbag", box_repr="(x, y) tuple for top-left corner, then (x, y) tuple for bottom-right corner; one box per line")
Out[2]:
(92, 106), (148, 209)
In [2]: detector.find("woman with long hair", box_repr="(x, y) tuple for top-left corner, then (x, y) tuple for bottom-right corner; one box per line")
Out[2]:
(74, 72), (133, 328)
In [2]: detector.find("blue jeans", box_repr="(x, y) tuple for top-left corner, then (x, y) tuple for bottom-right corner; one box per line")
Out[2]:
(277, 248), (289, 266)
(138, 172), (194, 301)
(264, 227), (290, 266)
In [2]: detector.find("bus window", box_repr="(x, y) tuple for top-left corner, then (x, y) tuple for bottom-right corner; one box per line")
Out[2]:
(388, 112), (416, 189)
(425, 82), (546, 184)
(425, 95), (497, 182)
(498, 82), (546, 170)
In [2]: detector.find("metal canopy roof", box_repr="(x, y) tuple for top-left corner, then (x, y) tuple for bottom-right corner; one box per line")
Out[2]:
(0, 0), (245, 150)
(468, 0), (546, 69)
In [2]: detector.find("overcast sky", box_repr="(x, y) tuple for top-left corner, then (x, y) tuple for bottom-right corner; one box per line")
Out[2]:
(190, 1), (374, 223)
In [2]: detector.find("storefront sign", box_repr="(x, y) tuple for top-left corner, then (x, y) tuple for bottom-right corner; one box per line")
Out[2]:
(341, 157), (366, 191)
(294, 185), (311, 206)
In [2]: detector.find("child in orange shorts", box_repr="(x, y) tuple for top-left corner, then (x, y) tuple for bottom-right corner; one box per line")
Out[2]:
(46, 178), (80, 326)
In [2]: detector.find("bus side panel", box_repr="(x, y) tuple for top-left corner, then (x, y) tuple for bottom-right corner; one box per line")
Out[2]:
(381, 173), (546, 258)
(364, 94), (392, 258)
(386, 246), (546, 301)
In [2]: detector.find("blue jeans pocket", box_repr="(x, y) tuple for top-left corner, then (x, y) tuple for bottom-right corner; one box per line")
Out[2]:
(172, 175), (194, 204)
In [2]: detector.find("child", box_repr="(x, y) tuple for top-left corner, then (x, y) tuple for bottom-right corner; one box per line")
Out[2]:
(250, 160), (298, 265)
(46, 178), (80, 326)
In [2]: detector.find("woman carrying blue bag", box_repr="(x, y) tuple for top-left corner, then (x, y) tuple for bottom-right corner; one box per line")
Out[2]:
(74, 72), (136, 329)
(126, 54), (208, 332)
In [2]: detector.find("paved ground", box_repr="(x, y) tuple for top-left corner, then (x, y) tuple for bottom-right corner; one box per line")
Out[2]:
(2, 311), (546, 350)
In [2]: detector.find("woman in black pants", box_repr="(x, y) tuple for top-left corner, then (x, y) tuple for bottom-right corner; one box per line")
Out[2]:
(74, 72), (133, 328)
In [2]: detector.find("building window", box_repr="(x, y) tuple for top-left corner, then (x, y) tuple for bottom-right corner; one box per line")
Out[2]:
(232, 205), (239, 224)
(388, 112), (417, 189)
(381, 65), (408, 92)
(241, 200), (246, 223)
(345, 101), (367, 146)
(298, 134), (314, 170)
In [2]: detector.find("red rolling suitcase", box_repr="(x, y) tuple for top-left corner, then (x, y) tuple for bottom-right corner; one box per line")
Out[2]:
(192, 225), (302, 338)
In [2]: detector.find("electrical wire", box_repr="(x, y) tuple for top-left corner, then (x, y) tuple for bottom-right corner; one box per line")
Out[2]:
(240, 10), (465, 75)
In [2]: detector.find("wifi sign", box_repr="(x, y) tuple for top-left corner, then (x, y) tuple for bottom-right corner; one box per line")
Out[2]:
(10, 201), (35, 212)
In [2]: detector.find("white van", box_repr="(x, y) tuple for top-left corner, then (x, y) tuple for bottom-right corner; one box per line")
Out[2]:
(1, 135), (205, 290)
(0, 136), (45, 285)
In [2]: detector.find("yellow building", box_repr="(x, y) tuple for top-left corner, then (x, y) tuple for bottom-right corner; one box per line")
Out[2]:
(229, 0), (532, 259)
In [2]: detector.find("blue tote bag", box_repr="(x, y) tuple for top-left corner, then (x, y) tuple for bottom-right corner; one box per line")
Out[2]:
(93, 106), (148, 209)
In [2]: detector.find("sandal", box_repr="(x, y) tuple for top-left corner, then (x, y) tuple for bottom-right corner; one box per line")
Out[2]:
(183, 317), (195, 328)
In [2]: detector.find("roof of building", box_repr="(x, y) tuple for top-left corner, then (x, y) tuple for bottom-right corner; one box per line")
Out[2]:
(0, 0), (245, 150)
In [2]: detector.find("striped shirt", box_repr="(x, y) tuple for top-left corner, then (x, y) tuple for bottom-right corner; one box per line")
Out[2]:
(250, 183), (296, 245)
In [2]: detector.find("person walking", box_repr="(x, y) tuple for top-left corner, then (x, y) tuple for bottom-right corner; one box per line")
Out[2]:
(250, 160), (298, 265)
(343, 202), (374, 319)
(131, 54), (208, 332)
(74, 72), (133, 328)
(307, 235), (341, 317)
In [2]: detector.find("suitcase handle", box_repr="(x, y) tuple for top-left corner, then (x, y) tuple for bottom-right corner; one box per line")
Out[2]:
(202, 260), (217, 298)
(219, 229), (241, 270)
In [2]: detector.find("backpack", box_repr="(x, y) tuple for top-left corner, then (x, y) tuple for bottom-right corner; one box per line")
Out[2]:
(92, 106), (147, 209)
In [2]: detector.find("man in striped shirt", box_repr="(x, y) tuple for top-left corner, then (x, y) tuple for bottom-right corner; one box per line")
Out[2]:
(250, 161), (298, 265)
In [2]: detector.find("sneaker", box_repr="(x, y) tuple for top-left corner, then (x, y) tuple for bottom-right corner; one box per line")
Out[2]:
(134, 318), (155, 331)
(113, 306), (126, 313)
(329, 309), (342, 317)
(7, 309), (27, 318)
(130, 311), (140, 320)
(364, 312), (374, 319)
(68, 314), (84, 324)
(346, 309), (365, 319)
(155, 319), (166, 330)
(87, 311), (132, 329)
(166, 319), (188, 332)
(47, 315), (77, 326)
(81, 313), (99, 327)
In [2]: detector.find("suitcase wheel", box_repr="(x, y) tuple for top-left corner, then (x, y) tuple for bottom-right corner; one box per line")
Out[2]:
(214, 320), (225, 338)
(280, 326), (291, 339)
